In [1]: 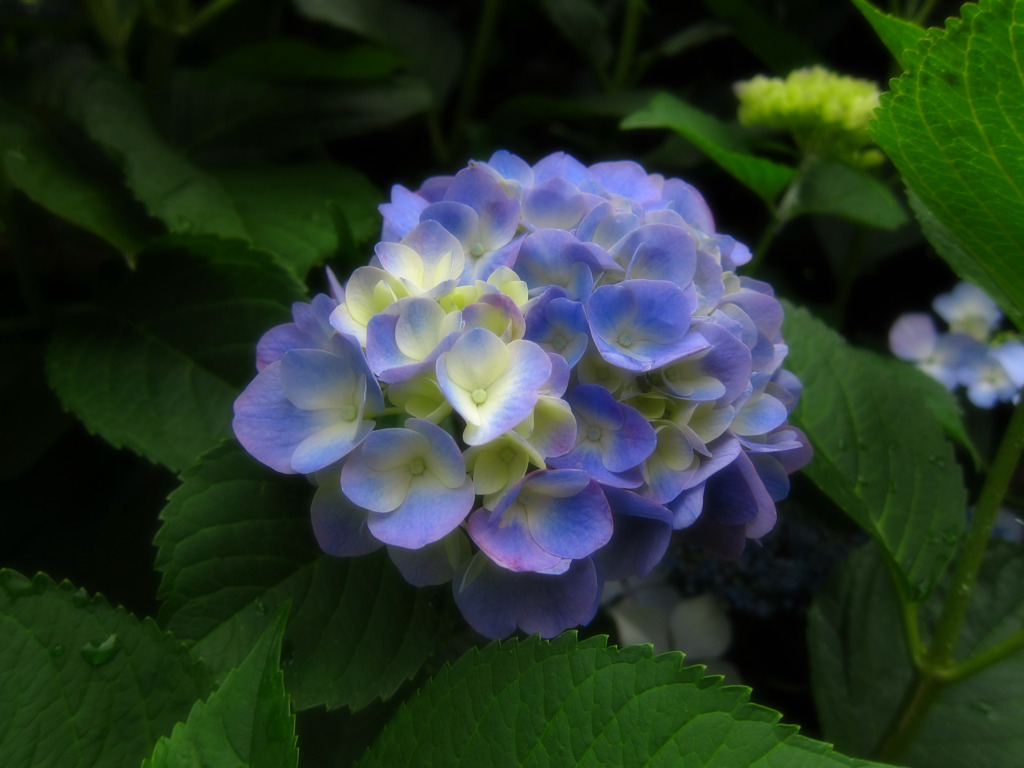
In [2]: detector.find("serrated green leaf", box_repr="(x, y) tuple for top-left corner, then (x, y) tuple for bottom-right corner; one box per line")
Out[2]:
(781, 303), (966, 599)
(46, 237), (305, 471)
(871, 0), (1024, 332)
(622, 92), (795, 205)
(215, 163), (381, 278)
(789, 157), (908, 230)
(0, 102), (155, 256)
(77, 67), (248, 239)
(850, 0), (926, 70)
(359, 633), (889, 768)
(155, 444), (446, 711)
(211, 39), (403, 82)
(292, 0), (462, 102)
(0, 570), (211, 768)
(143, 605), (298, 768)
(809, 541), (1024, 766)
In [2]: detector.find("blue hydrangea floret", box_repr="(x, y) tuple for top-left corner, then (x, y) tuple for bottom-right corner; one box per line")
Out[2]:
(233, 151), (812, 639)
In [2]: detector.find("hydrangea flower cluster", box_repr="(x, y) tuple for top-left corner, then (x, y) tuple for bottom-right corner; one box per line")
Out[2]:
(233, 151), (812, 639)
(889, 281), (1024, 408)
(734, 65), (882, 167)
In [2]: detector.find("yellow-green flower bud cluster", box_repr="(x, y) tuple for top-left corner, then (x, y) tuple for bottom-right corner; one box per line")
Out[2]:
(734, 65), (882, 167)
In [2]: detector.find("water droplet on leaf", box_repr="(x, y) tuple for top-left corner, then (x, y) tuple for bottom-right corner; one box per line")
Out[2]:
(255, 599), (267, 616)
(80, 634), (120, 666)
(51, 644), (64, 657)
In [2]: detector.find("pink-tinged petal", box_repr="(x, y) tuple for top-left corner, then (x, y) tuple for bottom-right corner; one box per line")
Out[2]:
(467, 504), (569, 575)
(310, 481), (381, 557)
(368, 472), (475, 549)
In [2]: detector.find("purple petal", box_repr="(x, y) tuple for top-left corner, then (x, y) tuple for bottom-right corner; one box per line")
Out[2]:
(310, 480), (381, 557)
(453, 553), (600, 638)
(597, 487), (673, 579)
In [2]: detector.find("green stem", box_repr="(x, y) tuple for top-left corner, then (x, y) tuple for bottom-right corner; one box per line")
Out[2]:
(928, 398), (1024, 668)
(448, 0), (502, 157)
(945, 627), (1024, 683)
(910, 0), (939, 25)
(875, 672), (944, 761)
(611, 0), (645, 90)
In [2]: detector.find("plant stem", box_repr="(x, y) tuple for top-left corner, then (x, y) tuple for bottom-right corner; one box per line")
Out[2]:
(945, 627), (1024, 683)
(186, 0), (243, 33)
(611, 0), (645, 90)
(875, 399), (1024, 761)
(928, 398), (1024, 668)
(875, 671), (943, 762)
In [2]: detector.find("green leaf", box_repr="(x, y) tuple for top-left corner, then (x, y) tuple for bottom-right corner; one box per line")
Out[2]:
(166, 69), (431, 159)
(77, 67), (248, 239)
(0, 570), (211, 768)
(809, 541), (1024, 766)
(292, 0), (462, 103)
(359, 633), (889, 768)
(781, 304), (966, 599)
(46, 237), (305, 471)
(871, 0), (1024, 332)
(215, 163), (381, 278)
(143, 605), (298, 768)
(789, 157), (908, 230)
(850, 0), (927, 70)
(540, 0), (614, 74)
(622, 92), (795, 205)
(697, 0), (819, 72)
(0, 102), (155, 257)
(211, 39), (403, 83)
(155, 444), (446, 711)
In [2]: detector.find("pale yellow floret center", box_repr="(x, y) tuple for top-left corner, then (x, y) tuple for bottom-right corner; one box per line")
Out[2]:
(408, 458), (426, 476)
(472, 388), (488, 404)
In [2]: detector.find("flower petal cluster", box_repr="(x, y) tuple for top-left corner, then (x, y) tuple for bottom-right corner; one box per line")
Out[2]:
(889, 281), (1024, 408)
(234, 151), (812, 639)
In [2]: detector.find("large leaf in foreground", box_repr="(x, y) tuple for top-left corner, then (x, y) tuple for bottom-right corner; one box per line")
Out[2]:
(155, 444), (445, 711)
(360, 633), (887, 767)
(143, 606), (298, 768)
(0, 103), (155, 257)
(78, 67), (248, 239)
(46, 237), (304, 471)
(0, 570), (211, 768)
(782, 304), (965, 600)
(809, 542), (1024, 766)
(622, 92), (795, 205)
(871, 0), (1024, 331)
